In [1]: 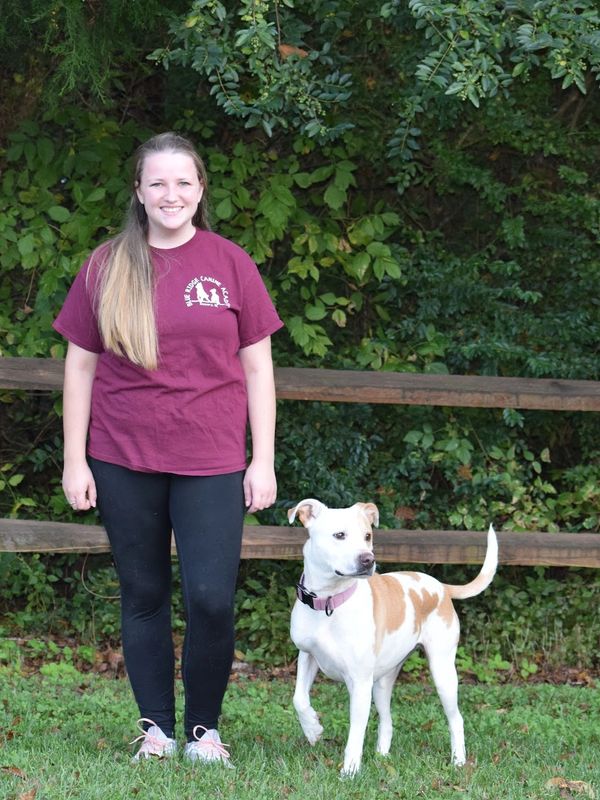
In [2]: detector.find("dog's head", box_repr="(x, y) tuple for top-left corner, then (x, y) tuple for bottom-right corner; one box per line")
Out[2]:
(288, 499), (379, 579)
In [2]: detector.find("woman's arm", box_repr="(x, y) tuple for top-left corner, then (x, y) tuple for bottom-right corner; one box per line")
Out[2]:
(239, 336), (277, 513)
(62, 341), (99, 511)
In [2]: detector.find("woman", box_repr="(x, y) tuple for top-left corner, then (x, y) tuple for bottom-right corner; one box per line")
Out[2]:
(53, 132), (283, 764)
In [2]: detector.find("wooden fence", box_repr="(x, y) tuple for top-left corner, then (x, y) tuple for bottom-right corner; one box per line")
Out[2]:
(1, 357), (599, 568)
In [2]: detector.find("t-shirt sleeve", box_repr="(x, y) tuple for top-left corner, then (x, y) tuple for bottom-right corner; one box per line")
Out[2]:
(52, 260), (104, 354)
(238, 256), (284, 348)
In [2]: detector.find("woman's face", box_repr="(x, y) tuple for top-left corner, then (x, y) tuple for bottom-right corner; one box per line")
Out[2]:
(136, 151), (203, 247)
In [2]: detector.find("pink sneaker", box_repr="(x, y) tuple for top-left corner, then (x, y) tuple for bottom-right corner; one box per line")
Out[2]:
(130, 718), (177, 761)
(184, 726), (233, 768)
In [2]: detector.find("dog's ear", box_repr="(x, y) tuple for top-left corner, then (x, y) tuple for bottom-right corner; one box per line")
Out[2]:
(288, 499), (327, 526)
(356, 502), (379, 528)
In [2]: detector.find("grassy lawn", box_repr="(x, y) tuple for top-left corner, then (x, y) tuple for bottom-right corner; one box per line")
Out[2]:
(1, 665), (598, 800)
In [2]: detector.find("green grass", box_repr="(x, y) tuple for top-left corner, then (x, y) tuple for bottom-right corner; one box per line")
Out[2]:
(1, 665), (598, 800)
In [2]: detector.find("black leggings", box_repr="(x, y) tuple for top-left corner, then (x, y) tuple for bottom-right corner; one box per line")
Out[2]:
(89, 457), (244, 740)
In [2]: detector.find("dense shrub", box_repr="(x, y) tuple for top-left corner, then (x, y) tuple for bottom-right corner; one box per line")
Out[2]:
(0, 1), (599, 669)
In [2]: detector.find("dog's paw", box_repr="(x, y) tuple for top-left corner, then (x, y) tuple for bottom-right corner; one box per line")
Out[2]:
(340, 758), (361, 777)
(299, 709), (323, 745)
(305, 726), (324, 746)
(376, 729), (392, 756)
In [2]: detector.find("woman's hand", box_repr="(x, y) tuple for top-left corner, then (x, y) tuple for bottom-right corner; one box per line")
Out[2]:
(243, 458), (277, 513)
(63, 460), (97, 511)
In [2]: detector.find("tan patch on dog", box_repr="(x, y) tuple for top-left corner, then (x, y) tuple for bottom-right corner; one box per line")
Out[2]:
(369, 574), (406, 654)
(437, 588), (456, 628)
(409, 588), (437, 633)
(357, 502), (379, 527)
(404, 572), (422, 582)
(294, 504), (314, 526)
(409, 587), (455, 632)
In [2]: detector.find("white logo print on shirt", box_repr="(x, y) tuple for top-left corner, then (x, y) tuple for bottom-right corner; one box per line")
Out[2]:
(184, 276), (230, 308)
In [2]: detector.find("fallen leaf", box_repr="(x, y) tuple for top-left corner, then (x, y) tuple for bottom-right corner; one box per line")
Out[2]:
(1, 766), (26, 778)
(18, 790), (37, 800)
(546, 777), (596, 798)
(106, 648), (124, 673)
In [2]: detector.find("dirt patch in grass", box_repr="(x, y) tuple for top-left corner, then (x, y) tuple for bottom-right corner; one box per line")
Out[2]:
(5, 633), (598, 688)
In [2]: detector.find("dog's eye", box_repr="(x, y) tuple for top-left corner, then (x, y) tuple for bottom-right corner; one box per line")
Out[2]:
(365, 532), (372, 542)
(333, 531), (346, 540)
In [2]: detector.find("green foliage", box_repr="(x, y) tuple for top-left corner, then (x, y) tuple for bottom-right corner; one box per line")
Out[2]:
(404, 0), (600, 104)
(0, 551), (121, 640)
(235, 561), (298, 665)
(151, 0), (353, 139)
(0, 0), (176, 104)
(456, 565), (600, 672)
(0, 111), (148, 358)
(146, 0), (600, 148)
(1, 5), (599, 672)
(2, 68), (599, 375)
(270, 402), (599, 537)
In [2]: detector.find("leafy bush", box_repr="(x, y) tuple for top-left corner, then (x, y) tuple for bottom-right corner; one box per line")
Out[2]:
(235, 561), (298, 666)
(1, 5), (599, 671)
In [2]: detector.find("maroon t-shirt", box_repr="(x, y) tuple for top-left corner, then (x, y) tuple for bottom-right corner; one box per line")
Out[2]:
(53, 229), (283, 475)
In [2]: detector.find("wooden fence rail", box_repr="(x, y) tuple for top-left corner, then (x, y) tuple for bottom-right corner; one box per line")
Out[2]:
(2, 357), (600, 411)
(1, 357), (599, 567)
(1, 518), (599, 568)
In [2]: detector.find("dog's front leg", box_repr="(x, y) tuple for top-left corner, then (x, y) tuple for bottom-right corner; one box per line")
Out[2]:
(293, 650), (324, 745)
(341, 677), (373, 777)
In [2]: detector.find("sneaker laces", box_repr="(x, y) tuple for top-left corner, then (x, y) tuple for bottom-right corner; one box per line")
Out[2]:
(188, 725), (231, 762)
(130, 718), (174, 758)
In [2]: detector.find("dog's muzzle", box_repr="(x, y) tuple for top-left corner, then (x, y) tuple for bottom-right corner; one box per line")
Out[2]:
(356, 551), (375, 575)
(334, 552), (376, 578)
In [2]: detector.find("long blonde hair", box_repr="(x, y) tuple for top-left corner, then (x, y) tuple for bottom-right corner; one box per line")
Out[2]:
(93, 132), (210, 370)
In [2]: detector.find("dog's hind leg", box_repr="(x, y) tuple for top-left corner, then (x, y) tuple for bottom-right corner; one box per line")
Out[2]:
(293, 650), (324, 745)
(426, 645), (465, 766)
(373, 665), (401, 756)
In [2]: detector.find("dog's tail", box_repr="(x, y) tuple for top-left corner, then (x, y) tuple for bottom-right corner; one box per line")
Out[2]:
(445, 524), (498, 600)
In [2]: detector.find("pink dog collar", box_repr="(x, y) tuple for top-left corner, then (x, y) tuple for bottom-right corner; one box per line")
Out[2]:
(296, 574), (357, 616)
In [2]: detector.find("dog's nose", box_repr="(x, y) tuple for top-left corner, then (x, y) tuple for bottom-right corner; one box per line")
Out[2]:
(358, 552), (375, 571)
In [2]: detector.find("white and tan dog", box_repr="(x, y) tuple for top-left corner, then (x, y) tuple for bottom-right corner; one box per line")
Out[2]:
(288, 498), (498, 776)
